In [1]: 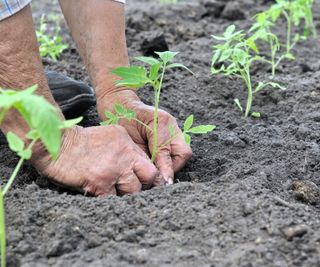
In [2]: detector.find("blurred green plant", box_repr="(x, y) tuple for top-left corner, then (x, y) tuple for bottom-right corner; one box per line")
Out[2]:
(249, 0), (316, 76)
(0, 85), (81, 267)
(36, 15), (68, 61)
(211, 25), (285, 117)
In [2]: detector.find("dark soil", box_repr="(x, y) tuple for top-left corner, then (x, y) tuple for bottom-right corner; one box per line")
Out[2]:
(1, 0), (320, 266)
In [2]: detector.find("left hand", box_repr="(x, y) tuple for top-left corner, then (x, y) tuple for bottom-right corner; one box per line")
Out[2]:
(97, 89), (192, 185)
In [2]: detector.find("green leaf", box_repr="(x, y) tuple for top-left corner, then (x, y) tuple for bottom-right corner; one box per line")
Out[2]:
(114, 103), (126, 115)
(212, 50), (221, 66)
(123, 110), (136, 121)
(183, 133), (191, 145)
(112, 66), (150, 88)
(183, 115), (194, 132)
(59, 117), (82, 129)
(187, 125), (216, 134)
(26, 130), (39, 141)
(135, 56), (160, 65)
(155, 51), (179, 64)
(224, 25), (236, 38)
(15, 96), (62, 159)
(166, 63), (194, 75)
(6, 132), (24, 153)
(251, 112), (261, 118)
(18, 148), (32, 160)
(150, 63), (161, 81)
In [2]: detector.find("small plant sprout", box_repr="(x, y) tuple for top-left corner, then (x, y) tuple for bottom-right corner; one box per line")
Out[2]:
(102, 51), (215, 161)
(249, 12), (281, 77)
(0, 85), (82, 267)
(211, 25), (285, 117)
(255, 0), (316, 75)
(36, 15), (68, 61)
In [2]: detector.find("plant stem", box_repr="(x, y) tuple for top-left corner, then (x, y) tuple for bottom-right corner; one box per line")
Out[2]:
(243, 69), (253, 117)
(151, 65), (166, 162)
(133, 118), (153, 133)
(282, 10), (291, 55)
(3, 139), (37, 196)
(0, 189), (5, 267)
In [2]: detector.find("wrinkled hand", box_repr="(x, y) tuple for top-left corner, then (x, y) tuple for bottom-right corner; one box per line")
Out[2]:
(31, 125), (161, 196)
(97, 90), (192, 184)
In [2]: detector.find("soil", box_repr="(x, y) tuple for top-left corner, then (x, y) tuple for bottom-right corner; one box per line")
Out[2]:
(1, 0), (320, 266)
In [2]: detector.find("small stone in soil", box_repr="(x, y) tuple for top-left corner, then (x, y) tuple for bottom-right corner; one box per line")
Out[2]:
(221, 1), (246, 21)
(292, 180), (320, 205)
(280, 224), (309, 241)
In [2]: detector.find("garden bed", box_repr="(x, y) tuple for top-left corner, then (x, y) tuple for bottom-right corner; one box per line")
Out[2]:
(1, 0), (320, 266)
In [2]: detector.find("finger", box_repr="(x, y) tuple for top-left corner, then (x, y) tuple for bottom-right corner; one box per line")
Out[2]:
(116, 172), (142, 196)
(155, 149), (174, 185)
(133, 156), (164, 188)
(171, 133), (193, 173)
(83, 182), (117, 197)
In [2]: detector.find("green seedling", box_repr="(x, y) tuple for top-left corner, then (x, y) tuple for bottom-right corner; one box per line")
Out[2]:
(212, 25), (284, 117)
(36, 15), (68, 61)
(102, 51), (215, 161)
(0, 85), (81, 267)
(249, 12), (281, 77)
(253, 0), (316, 76)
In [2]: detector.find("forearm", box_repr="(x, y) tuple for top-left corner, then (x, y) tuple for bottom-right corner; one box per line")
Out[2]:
(0, 5), (63, 139)
(59, 0), (130, 99)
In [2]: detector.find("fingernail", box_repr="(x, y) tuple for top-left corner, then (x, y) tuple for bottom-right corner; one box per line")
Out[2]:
(166, 177), (174, 185)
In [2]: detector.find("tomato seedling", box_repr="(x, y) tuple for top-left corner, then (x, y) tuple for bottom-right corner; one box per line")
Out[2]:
(212, 25), (284, 117)
(0, 85), (81, 267)
(249, 12), (281, 77)
(251, 0), (316, 76)
(36, 15), (68, 61)
(102, 51), (215, 161)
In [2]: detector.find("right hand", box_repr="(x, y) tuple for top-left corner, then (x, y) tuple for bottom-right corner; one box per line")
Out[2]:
(31, 125), (162, 196)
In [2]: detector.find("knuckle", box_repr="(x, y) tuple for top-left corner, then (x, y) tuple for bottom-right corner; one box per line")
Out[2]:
(182, 147), (193, 160)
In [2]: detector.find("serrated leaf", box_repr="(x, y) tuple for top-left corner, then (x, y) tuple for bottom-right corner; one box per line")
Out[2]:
(183, 115), (194, 132)
(135, 56), (160, 65)
(104, 110), (116, 120)
(166, 63), (194, 75)
(188, 125), (216, 134)
(114, 103), (126, 115)
(6, 132), (24, 153)
(112, 66), (150, 88)
(123, 110), (136, 121)
(155, 51), (179, 64)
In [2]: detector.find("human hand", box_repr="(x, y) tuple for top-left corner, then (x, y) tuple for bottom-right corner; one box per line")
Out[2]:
(31, 125), (161, 196)
(97, 90), (192, 185)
